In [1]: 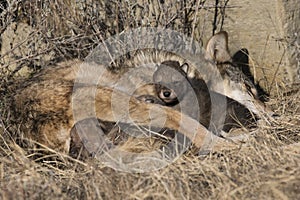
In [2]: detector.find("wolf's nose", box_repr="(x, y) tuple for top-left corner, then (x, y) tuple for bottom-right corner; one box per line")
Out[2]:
(163, 91), (171, 97)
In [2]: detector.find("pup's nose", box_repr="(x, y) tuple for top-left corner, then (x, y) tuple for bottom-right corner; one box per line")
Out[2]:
(163, 91), (171, 97)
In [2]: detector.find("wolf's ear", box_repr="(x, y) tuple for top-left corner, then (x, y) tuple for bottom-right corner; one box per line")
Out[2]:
(181, 63), (189, 74)
(205, 31), (231, 63)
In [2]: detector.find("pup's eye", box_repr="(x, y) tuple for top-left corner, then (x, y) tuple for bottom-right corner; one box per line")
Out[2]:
(163, 91), (171, 97)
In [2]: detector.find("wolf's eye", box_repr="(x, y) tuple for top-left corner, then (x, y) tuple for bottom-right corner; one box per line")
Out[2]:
(145, 99), (155, 103)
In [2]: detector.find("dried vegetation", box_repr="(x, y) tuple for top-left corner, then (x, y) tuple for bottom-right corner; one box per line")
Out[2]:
(0, 1), (299, 199)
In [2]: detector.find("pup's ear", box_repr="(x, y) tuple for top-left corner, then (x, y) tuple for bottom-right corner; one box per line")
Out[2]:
(181, 63), (189, 74)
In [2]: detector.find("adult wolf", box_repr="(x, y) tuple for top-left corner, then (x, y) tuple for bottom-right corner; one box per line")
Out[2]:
(11, 60), (208, 153)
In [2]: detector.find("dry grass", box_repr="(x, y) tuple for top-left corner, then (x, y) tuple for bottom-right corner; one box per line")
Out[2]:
(0, 1), (299, 199)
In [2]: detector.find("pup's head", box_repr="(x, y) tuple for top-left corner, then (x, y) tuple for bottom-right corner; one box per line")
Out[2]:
(153, 60), (190, 105)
